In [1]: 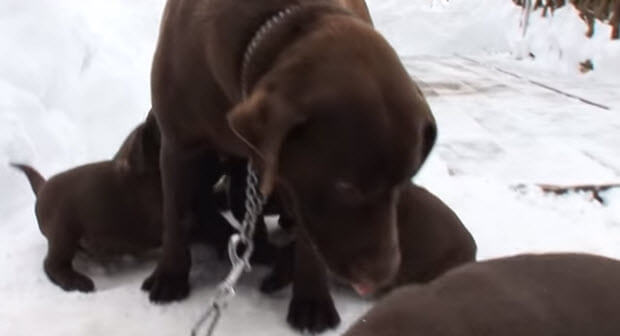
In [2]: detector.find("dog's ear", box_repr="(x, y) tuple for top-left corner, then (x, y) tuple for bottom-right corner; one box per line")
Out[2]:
(114, 127), (141, 171)
(140, 112), (161, 166)
(228, 89), (305, 196)
(114, 112), (161, 172)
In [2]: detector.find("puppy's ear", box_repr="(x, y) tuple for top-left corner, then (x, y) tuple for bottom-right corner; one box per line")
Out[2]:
(140, 112), (161, 165)
(114, 128), (140, 170)
(228, 89), (305, 196)
(113, 112), (161, 172)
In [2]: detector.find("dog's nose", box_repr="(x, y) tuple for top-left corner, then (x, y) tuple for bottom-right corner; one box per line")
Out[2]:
(345, 247), (401, 295)
(352, 282), (374, 297)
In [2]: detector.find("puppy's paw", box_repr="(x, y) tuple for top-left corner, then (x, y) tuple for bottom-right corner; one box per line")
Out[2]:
(286, 296), (340, 333)
(141, 271), (189, 303)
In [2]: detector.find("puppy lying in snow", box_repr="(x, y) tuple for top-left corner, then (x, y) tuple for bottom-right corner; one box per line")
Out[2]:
(344, 253), (620, 336)
(253, 182), (477, 331)
(11, 113), (233, 292)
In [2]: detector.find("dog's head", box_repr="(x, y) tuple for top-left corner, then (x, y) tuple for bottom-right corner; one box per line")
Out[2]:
(229, 20), (436, 292)
(114, 112), (161, 172)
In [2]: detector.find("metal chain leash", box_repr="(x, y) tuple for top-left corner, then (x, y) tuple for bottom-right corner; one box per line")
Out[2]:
(191, 5), (302, 335)
(191, 162), (265, 336)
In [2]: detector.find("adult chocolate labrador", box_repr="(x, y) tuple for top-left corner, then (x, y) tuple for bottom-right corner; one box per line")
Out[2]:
(145, 0), (436, 331)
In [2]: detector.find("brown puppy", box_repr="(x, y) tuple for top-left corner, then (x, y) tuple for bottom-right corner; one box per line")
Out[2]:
(12, 114), (234, 292)
(146, 2), (436, 329)
(344, 253), (620, 336)
(11, 115), (162, 292)
(259, 183), (476, 297)
(391, 184), (476, 288)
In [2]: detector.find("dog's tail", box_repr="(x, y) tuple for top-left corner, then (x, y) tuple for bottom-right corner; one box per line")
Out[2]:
(10, 163), (46, 196)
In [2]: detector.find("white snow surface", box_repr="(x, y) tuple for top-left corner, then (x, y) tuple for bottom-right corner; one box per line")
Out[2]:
(1, 0), (619, 335)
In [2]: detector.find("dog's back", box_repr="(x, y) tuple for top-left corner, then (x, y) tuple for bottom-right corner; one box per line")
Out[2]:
(346, 253), (620, 336)
(33, 161), (163, 254)
(394, 184), (477, 286)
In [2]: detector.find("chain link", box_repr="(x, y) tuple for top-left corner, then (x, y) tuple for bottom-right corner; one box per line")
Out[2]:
(191, 162), (265, 336)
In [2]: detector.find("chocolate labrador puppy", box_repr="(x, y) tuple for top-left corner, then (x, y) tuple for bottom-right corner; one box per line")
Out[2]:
(11, 114), (163, 292)
(344, 253), (620, 336)
(146, 3), (436, 328)
(11, 114), (232, 292)
(391, 184), (476, 288)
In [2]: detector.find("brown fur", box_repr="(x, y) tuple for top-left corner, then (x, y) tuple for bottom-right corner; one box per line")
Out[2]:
(262, 183), (478, 289)
(345, 253), (620, 336)
(257, 183), (476, 332)
(11, 115), (163, 292)
(145, 2), (436, 328)
(11, 114), (233, 292)
(391, 184), (477, 286)
(337, 0), (373, 23)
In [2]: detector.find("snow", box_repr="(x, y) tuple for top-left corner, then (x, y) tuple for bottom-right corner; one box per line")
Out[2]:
(0, 0), (618, 335)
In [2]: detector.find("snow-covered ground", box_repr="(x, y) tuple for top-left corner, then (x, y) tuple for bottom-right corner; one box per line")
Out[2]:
(1, 0), (619, 335)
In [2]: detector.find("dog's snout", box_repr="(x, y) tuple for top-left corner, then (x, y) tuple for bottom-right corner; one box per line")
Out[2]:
(339, 243), (401, 295)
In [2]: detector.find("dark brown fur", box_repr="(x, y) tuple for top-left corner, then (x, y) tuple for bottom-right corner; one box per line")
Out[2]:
(11, 114), (233, 292)
(11, 115), (163, 292)
(392, 184), (477, 286)
(337, 0), (373, 23)
(145, 3), (436, 331)
(257, 183), (476, 331)
(345, 253), (620, 336)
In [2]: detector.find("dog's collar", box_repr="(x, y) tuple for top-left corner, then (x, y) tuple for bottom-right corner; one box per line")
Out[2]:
(240, 6), (304, 99)
(239, 4), (353, 100)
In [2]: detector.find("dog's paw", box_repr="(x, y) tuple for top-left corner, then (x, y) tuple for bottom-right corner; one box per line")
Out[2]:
(64, 273), (95, 293)
(72, 275), (95, 293)
(141, 271), (189, 303)
(286, 296), (341, 333)
(45, 267), (95, 293)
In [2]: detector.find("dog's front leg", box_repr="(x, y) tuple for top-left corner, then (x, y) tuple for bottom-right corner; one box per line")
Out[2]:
(142, 142), (221, 303)
(287, 230), (340, 333)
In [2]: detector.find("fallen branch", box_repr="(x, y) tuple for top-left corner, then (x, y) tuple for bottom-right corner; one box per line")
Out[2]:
(537, 183), (620, 203)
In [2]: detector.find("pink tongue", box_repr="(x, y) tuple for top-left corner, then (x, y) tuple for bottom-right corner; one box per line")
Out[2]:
(352, 283), (374, 297)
